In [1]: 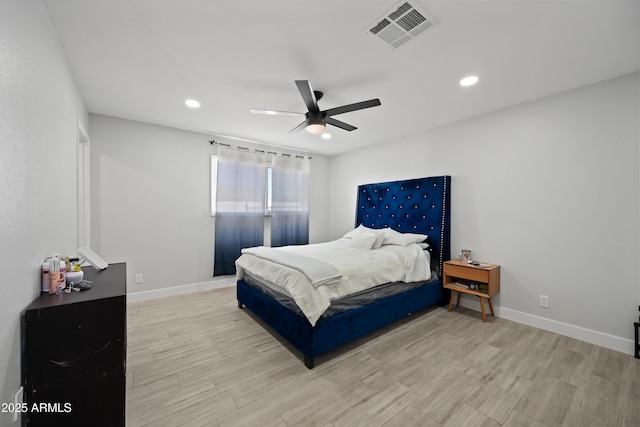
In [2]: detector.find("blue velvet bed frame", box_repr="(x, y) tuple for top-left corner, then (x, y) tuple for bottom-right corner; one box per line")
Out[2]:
(237, 175), (451, 368)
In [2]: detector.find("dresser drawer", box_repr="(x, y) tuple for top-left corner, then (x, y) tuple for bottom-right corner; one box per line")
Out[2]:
(444, 263), (490, 283)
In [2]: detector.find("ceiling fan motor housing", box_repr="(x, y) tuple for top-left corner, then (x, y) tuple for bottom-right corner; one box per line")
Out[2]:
(306, 111), (326, 125)
(250, 80), (381, 134)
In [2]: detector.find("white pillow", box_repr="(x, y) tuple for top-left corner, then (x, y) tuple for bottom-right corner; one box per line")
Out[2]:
(348, 230), (378, 250)
(343, 225), (385, 249)
(383, 228), (428, 246)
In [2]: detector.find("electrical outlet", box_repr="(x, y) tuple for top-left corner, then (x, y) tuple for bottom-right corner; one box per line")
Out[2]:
(135, 274), (143, 284)
(13, 386), (23, 422)
(539, 295), (549, 308)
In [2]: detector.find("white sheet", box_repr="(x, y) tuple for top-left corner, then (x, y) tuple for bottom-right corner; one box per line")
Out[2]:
(235, 238), (431, 326)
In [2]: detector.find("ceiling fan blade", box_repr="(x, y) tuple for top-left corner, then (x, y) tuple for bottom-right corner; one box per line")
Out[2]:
(325, 117), (357, 132)
(250, 108), (304, 117)
(295, 80), (320, 113)
(289, 120), (308, 133)
(324, 99), (381, 117)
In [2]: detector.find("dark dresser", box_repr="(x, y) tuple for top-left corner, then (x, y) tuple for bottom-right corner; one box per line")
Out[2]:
(22, 262), (126, 426)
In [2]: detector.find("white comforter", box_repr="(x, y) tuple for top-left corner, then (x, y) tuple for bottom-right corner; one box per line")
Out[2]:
(235, 238), (431, 326)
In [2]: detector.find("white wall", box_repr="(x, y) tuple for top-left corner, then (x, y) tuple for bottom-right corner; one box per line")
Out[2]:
(0, 0), (88, 424)
(328, 73), (640, 354)
(89, 114), (330, 297)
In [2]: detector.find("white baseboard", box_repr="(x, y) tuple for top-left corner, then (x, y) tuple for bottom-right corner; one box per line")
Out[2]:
(455, 299), (634, 356)
(127, 276), (236, 303)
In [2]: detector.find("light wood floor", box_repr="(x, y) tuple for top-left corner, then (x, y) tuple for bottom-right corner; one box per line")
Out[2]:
(126, 286), (640, 426)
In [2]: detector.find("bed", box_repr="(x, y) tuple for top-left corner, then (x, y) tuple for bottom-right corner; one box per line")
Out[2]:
(236, 175), (451, 368)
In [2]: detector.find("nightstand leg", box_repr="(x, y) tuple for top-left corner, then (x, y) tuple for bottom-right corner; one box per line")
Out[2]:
(488, 297), (495, 317)
(479, 297), (487, 322)
(456, 292), (461, 307)
(448, 290), (455, 312)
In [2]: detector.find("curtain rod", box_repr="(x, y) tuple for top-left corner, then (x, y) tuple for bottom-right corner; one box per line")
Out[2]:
(208, 139), (312, 160)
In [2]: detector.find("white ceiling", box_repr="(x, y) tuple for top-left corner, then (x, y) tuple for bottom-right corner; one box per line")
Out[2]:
(41, 0), (640, 156)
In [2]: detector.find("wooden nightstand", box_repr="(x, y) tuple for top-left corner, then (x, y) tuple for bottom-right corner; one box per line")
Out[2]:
(443, 260), (500, 322)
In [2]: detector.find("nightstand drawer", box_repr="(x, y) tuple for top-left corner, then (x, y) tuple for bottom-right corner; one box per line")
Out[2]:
(444, 264), (489, 282)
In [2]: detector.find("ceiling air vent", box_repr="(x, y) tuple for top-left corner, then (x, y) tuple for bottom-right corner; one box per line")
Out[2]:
(366, 1), (437, 50)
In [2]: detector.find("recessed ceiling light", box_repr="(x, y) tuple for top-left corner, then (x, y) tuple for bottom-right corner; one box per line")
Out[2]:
(185, 99), (200, 108)
(459, 76), (479, 87)
(321, 133), (332, 140)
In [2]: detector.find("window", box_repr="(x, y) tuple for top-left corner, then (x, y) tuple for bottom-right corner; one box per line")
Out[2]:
(210, 150), (310, 221)
(210, 155), (273, 216)
(211, 149), (310, 275)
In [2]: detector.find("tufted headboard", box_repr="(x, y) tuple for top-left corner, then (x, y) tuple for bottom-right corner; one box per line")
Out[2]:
(355, 176), (451, 278)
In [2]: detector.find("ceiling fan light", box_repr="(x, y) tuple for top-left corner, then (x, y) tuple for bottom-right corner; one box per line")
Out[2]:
(306, 123), (326, 134)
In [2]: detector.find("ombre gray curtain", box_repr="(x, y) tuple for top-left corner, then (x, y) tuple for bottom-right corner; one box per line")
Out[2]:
(213, 148), (267, 276)
(270, 155), (309, 247)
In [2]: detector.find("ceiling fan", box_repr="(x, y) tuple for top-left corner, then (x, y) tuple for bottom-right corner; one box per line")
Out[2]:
(250, 80), (381, 134)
